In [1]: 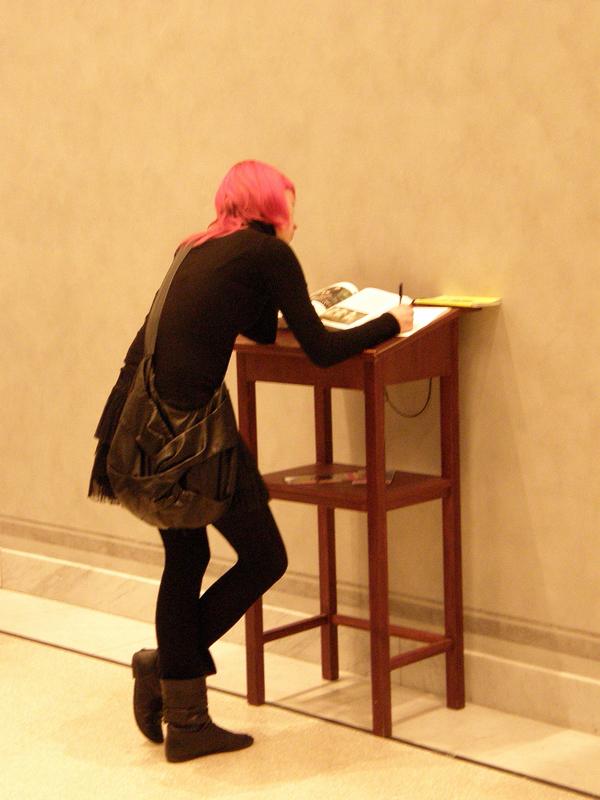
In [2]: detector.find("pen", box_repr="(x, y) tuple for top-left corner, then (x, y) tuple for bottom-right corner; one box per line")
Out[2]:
(398, 282), (403, 304)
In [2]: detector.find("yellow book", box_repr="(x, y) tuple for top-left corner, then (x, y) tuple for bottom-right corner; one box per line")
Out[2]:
(414, 295), (501, 309)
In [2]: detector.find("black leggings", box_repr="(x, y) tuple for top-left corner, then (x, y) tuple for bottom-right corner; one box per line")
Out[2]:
(156, 503), (287, 679)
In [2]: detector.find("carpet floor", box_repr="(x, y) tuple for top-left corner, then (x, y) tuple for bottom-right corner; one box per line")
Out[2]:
(1, 633), (588, 800)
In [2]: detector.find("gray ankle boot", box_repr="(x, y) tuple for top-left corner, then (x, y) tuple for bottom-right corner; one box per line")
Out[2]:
(132, 649), (163, 743)
(161, 676), (253, 762)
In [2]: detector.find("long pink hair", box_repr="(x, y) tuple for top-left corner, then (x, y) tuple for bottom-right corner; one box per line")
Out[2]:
(179, 160), (295, 249)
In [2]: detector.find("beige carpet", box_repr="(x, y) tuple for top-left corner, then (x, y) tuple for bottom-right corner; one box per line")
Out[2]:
(1, 633), (587, 800)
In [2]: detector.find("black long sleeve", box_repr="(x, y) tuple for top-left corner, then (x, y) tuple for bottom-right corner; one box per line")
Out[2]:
(255, 235), (399, 367)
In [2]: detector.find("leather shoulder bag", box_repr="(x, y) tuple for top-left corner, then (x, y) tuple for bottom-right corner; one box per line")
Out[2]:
(106, 245), (239, 528)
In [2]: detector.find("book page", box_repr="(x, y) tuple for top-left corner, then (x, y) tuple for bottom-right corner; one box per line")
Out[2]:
(398, 305), (450, 337)
(321, 287), (402, 329)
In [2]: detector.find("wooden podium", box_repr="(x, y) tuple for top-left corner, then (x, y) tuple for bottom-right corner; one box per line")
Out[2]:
(234, 308), (465, 738)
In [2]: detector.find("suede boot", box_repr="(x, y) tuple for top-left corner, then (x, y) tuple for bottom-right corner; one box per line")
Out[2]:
(132, 648), (163, 743)
(161, 677), (253, 762)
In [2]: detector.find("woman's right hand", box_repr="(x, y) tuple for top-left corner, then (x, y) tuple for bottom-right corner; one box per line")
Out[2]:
(388, 303), (414, 333)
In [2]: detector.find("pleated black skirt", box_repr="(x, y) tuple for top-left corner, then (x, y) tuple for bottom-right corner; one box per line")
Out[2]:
(222, 434), (270, 516)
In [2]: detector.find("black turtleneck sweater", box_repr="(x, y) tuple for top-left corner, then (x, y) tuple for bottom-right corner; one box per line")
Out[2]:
(148, 223), (399, 408)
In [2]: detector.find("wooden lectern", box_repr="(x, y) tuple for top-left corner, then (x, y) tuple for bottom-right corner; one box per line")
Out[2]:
(234, 308), (465, 738)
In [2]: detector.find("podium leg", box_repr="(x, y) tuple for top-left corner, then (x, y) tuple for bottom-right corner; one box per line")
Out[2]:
(314, 385), (339, 680)
(236, 358), (257, 453)
(366, 510), (391, 737)
(245, 598), (265, 705)
(236, 357), (265, 704)
(364, 363), (392, 737)
(318, 506), (339, 680)
(440, 321), (465, 709)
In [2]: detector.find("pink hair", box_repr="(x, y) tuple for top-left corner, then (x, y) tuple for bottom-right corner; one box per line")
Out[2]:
(179, 160), (295, 249)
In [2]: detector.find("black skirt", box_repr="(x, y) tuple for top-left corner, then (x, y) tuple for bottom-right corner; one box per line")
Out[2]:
(223, 434), (270, 515)
(89, 374), (269, 519)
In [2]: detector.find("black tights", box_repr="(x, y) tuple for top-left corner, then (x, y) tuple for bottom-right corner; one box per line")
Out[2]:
(156, 503), (287, 679)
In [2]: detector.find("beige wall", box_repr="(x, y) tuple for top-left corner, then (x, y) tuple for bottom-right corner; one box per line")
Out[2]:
(2, 1), (599, 722)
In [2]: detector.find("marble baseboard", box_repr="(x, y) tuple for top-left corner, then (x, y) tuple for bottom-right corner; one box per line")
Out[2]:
(2, 544), (600, 737)
(0, 515), (164, 579)
(3, 515), (600, 660)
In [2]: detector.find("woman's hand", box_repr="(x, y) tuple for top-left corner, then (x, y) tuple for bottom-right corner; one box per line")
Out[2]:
(388, 303), (414, 333)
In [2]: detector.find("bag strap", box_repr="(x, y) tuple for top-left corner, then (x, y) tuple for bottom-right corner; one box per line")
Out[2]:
(144, 242), (195, 357)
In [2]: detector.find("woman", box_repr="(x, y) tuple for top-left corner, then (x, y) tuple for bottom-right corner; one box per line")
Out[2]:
(89, 160), (413, 763)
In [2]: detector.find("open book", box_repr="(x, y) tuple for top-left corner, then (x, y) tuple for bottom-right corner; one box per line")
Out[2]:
(284, 468), (395, 486)
(296, 281), (449, 337)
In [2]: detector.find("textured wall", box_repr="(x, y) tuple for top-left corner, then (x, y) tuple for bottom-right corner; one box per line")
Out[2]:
(2, 1), (599, 673)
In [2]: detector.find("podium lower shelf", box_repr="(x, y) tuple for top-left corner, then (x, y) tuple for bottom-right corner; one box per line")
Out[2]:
(263, 463), (451, 511)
